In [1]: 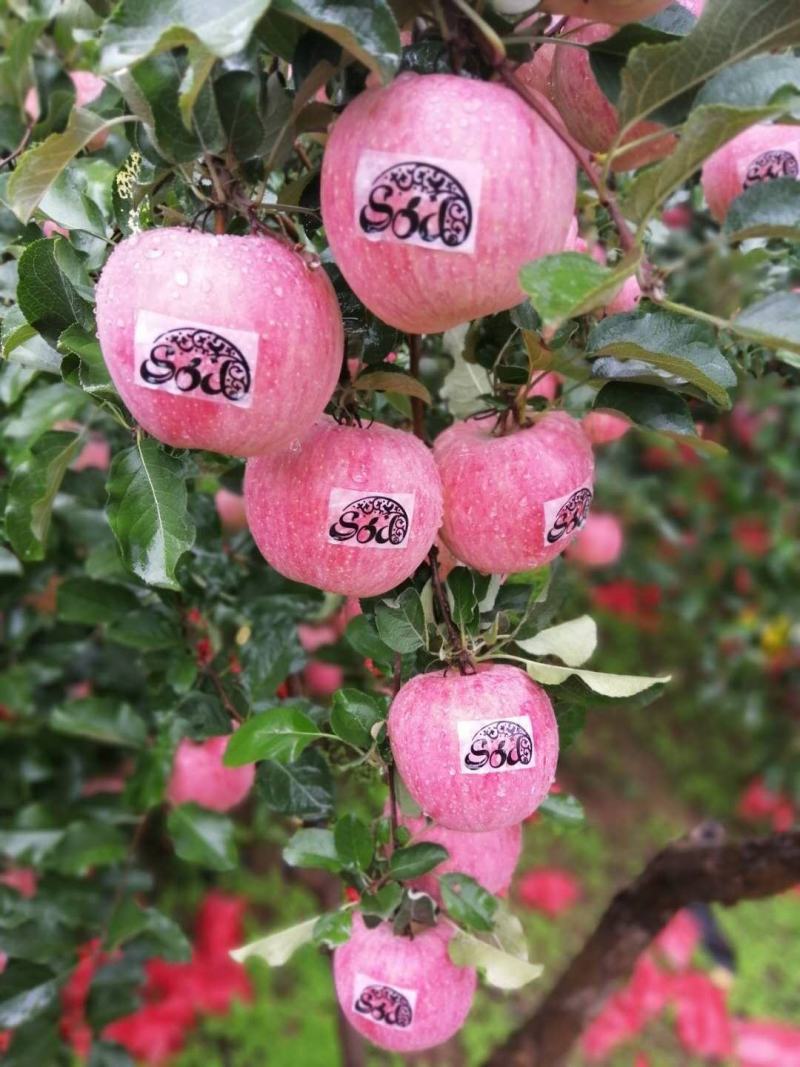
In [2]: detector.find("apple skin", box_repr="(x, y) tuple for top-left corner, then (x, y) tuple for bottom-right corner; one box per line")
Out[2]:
(566, 511), (624, 567)
(96, 228), (342, 457)
(321, 72), (577, 334)
(388, 664), (559, 831)
(701, 123), (800, 223)
(333, 914), (476, 1053)
(604, 274), (642, 316)
(552, 2), (704, 171)
(244, 416), (443, 597)
(393, 810), (522, 901)
(434, 411), (594, 575)
(167, 735), (255, 813)
(582, 410), (630, 445)
(539, 0), (671, 21)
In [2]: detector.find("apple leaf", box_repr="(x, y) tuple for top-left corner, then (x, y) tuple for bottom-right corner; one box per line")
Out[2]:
(223, 706), (323, 766)
(519, 252), (641, 329)
(440, 874), (498, 933)
(516, 616), (598, 667)
(167, 804), (238, 871)
(230, 915), (320, 967)
(524, 660), (670, 697)
(5, 430), (82, 562)
(723, 177), (800, 241)
(388, 842), (449, 880)
(448, 928), (543, 991)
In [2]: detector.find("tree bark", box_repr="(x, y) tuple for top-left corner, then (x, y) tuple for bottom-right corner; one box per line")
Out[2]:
(484, 823), (800, 1067)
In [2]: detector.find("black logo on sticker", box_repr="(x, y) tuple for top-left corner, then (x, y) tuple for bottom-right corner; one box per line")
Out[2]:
(464, 720), (533, 772)
(140, 328), (251, 403)
(743, 150), (799, 189)
(329, 496), (410, 546)
(354, 985), (413, 1028)
(546, 488), (593, 545)
(359, 162), (473, 249)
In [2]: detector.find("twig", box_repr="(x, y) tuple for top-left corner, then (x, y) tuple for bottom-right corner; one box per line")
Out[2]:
(407, 334), (426, 441)
(0, 122), (33, 170)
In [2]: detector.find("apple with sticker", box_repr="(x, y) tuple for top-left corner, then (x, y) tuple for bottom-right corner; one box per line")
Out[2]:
(96, 228), (343, 456)
(388, 664), (559, 832)
(244, 416), (443, 596)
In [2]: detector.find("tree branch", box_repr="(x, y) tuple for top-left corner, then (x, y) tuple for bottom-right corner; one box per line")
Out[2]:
(484, 823), (800, 1067)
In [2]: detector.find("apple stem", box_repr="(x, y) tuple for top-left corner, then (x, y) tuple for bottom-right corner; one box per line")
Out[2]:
(428, 546), (476, 675)
(407, 334), (427, 441)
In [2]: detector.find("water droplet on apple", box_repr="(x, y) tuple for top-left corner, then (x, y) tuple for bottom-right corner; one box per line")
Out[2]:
(146, 248), (163, 259)
(175, 270), (189, 287)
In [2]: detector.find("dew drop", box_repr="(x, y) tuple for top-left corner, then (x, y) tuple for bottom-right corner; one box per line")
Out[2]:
(289, 438), (302, 454)
(146, 248), (163, 259)
(175, 270), (189, 287)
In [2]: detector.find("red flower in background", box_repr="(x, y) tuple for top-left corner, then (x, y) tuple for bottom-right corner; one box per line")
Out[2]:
(672, 972), (733, 1059)
(653, 910), (700, 971)
(61, 940), (111, 1059)
(738, 777), (795, 831)
(583, 956), (670, 1061)
(734, 1018), (800, 1066)
(516, 868), (580, 917)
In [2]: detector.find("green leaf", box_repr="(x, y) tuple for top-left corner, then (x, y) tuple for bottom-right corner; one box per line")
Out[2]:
(0, 962), (60, 1029)
(440, 332), (492, 419)
(334, 815), (373, 871)
(100, 0), (275, 72)
(106, 436), (196, 592)
(272, 0), (401, 83)
(693, 53), (800, 111)
(446, 568), (483, 635)
(8, 110), (128, 223)
(330, 688), (386, 748)
(520, 252), (641, 328)
(106, 609), (182, 650)
(593, 382), (713, 447)
(732, 291), (800, 356)
(223, 706), (322, 766)
(723, 177), (800, 241)
(539, 793), (586, 825)
(617, 0), (800, 133)
(283, 828), (341, 872)
(258, 749), (334, 819)
(167, 804), (238, 870)
(230, 915), (319, 966)
(440, 873), (498, 933)
(353, 367), (431, 405)
(49, 823), (128, 875)
(516, 616), (598, 667)
(105, 899), (192, 960)
(0, 831), (65, 865)
(344, 614), (394, 666)
(359, 883), (403, 921)
(524, 660), (670, 697)
(312, 909), (353, 949)
(50, 697), (147, 748)
(448, 928), (543, 991)
(5, 431), (82, 562)
(375, 588), (427, 653)
(59, 324), (119, 405)
(388, 842), (448, 881)
(587, 311), (736, 408)
(16, 238), (94, 345)
(56, 577), (139, 626)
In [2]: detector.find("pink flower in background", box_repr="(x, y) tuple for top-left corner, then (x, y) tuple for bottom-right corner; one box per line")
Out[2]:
(734, 1018), (800, 1066)
(738, 777), (795, 830)
(583, 956), (670, 1060)
(653, 910), (700, 971)
(516, 868), (580, 917)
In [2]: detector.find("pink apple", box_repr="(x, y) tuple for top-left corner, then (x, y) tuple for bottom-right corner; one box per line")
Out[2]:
(297, 621), (339, 653)
(552, 4), (704, 171)
(303, 660), (344, 697)
(434, 411), (594, 574)
(393, 810), (522, 900)
(566, 511), (624, 567)
(701, 123), (800, 222)
(582, 410), (630, 445)
(321, 72), (577, 333)
(0, 867), (37, 898)
(96, 228), (342, 456)
(604, 274), (642, 316)
(244, 416), (443, 597)
(515, 40), (558, 102)
(388, 663), (559, 831)
(167, 734), (255, 812)
(528, 371), (561, 401)
(333, 914), (476, 1053)
(539, 0), (672, 20)
(27, 71), (107, 148)
(215, 489), (248, 533)
(72, 435), (111, 472)
(42, 220), (70, 239)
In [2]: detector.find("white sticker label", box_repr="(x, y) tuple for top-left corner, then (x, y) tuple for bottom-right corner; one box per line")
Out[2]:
(542, 481), (593, 547)
(457, 715), (535, 776)
(327, 488), (415, 550)
(739, 148), (799, 192)
(354, 150), (482, 256)
(353, 972), (417, 1030)
(134, 310), (259, 409)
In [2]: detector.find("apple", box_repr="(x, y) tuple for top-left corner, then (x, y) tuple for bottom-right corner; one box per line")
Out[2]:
(552, 2), (704, 171)
(167, 734), (255, 813)
(701, 123), (800, 222)
(388, 663), (559, 831)
(566, 511), (624, 567)
(434, 411), (594, 574)
(215, 489), (248, 534)
(529, 371), (561, 401)
(538, 0), (672, 21)
(392, 810), (522, 900)
(26, 71), (108, 149)
(604, 274), (642, 316)
(333, 914), (476, 1053)
(244, 416), (443, 597)
(96, 228), (342, 456)
(582, 410), (630, 445)
(303, 660), (345, 697)
(321, 72), (577, 333)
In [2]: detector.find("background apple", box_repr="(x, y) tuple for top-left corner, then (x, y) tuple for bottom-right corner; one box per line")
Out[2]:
(167, 735), (255, 813)
(566, 511), (625, 567)
(701, 123), (800, 223)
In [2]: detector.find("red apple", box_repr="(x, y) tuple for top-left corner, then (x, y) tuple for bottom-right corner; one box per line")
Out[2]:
(167, 734), (255, 813)
(245, 416), (443, 597)
(96, 228), (342, 456)
(333, 915), (476, 1053)
(566, 511), (624, 567)
(303, 660), (345, 697)
(215, 489), (248, 533)
(701, 123), (800, 222)
(604, 274), (642, 316)
(321, 72), (577, 333)
(434, 411), (594, 574)
(388, 664), (559, 831)
(582, 410), (630, 445)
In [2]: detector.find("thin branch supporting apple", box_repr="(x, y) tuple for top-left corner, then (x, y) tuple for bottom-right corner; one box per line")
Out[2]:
(483, 824), (800, 1067)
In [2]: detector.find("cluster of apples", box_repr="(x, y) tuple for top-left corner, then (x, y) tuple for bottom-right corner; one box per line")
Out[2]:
(92, 0), (798, 1050)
